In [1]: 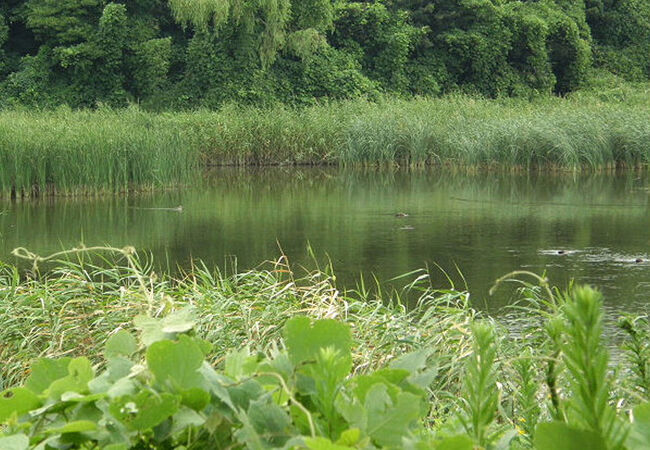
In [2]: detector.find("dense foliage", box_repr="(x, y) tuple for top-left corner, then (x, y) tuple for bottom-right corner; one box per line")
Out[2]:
(0, 0), (648, 109)
(3, 249), (650, 448)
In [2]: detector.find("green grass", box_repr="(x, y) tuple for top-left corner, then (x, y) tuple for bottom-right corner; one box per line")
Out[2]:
(0, 107), (199, 197)
(1, 84), (649, 196)
(0, 249), (476, 395)
(2, 248), (650, 447)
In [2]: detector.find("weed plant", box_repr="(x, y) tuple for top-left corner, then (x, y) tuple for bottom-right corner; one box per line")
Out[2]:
(4, 249), (650, 448)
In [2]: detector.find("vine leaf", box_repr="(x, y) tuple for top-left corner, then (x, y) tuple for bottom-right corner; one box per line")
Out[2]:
(0, 388), (41, 422)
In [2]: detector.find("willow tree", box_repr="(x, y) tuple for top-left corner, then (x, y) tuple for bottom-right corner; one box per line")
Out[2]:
(168, 0), (290, 67)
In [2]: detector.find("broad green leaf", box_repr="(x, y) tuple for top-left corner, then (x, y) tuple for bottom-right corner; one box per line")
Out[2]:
(336, 428), (361, 446)
(89, 356), (134, 394)
(534, 422), (606, 450)
(147, 334), (204, 390)
(134, 308), (197, 346)
(134, 315), (171, 346)
(248, 396), (292, 438)
(60, 392), (105, 403)
(228, 379), (265, 411)
(389, 349), (438, 389)
(389, 349), (431, 373)
(335, 394), (366, 429)
(627, 402), (650, 450)
(0, 434), (29, 450)
(171, 407), (205, 435)
(305, 437), (354, 449)
(104, 445), (129, 450)
(284, 317), (352, 376)
(353, 369), (410, 402)
(181, 387), (210, 410)
(225, 347), (259, 379)
(107, 377), (137, 399)
(0, 388), (41, 422)
(161, 307), (196, 333)
(110, 391), (180, 431)
(364, 384), (421, 447)
(198, 363), (235, 410)
(45, 420), (97, 435)
(435, 435), (474, 450)
(24, 358), (72, 395)
(105, 330), (137, 358)
(47, 358), (95, 400)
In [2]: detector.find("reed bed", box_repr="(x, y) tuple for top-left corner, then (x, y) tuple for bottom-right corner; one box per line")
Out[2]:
(1, 87), (649, 196)
(0, 107), (199, 197)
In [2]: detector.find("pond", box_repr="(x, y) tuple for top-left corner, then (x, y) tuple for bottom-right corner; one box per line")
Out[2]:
(1, 168), (649, 317)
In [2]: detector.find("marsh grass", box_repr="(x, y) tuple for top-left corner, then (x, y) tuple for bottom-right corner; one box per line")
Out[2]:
(0, 249), (477, 394)
(4, 248), (650, 447)
(1, 89), (650, 196)
(0, 107), (199, 197)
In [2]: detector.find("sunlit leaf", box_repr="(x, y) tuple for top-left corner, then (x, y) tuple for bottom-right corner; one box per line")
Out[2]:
(627, 402), (650, 450)
(24, 358), (72, 395)
(0, 388), (41, 422)
(336, 428), (361, 446)
(436, 435), (475, 450)
(161, 307), (196, 333)
(304, 436), (354, 449)
(0, 434), (29, 450)
(364, 384), (421, 447)
(284, 317), (352, 375)
(535, 422), (606, 450)
(45, 420), (98, 434)
(147, 334), (204, 390)
(110, 391), (180, 431)
(105, 330), (137, 359)
(47, 358), (95, 400)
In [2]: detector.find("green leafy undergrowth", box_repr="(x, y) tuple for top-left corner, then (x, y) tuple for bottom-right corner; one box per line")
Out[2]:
(0, 309), (454, 449)
(5, 289), (650, 449)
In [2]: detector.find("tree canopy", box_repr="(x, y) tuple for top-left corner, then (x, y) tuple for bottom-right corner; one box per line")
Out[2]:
(0, 0), (648, 108)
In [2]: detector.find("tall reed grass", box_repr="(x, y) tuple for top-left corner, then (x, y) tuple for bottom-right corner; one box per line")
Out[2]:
(1, 87), (649, 196)
(0, 107), (199, 197)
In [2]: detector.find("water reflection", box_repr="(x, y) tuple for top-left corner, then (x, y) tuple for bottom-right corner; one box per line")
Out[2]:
(1, 168), (649, 316)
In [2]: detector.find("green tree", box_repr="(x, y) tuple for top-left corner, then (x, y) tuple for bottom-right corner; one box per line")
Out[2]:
(0, 11), (8, 76)
(168, 0), (290, 68)
(332, 2), (422, 93)
(25, 0), (102, 46)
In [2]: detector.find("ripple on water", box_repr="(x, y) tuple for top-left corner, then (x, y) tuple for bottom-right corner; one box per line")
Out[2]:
(578, 248), (648, 266)
(538, 249), (581, 256)
(539, 248), (648, 267)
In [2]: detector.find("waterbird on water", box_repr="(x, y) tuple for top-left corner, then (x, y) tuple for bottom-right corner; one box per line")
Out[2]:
(395, 212), (409, 217)
(636, 258), (644, 263)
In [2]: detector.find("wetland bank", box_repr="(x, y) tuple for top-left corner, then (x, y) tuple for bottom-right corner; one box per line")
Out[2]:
(2, 93), (650, 449)
(3, 0), (650, 444)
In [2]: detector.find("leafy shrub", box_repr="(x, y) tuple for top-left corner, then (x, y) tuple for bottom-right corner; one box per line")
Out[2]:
(0, 311), (440, 448)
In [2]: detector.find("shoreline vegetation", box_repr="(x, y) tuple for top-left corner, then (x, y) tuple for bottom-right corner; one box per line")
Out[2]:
(1, 84), (650, 197)
(2, 248), (650, 448)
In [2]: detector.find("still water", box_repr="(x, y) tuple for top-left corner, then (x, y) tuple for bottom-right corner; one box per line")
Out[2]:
(1, 169), (649, 316)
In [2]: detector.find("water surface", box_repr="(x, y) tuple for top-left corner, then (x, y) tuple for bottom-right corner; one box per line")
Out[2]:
(1, 169), (649, 316)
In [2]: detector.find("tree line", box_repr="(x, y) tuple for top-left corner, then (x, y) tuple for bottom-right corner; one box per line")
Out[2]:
(0, 0), (648, 109)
